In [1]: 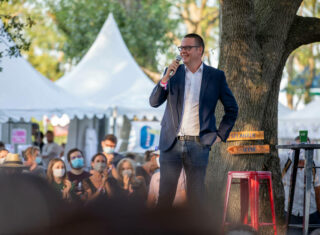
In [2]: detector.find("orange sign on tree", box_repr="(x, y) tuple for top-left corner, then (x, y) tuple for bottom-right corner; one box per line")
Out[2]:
(227, 145), (270, 155)
(227, 131), (264, 141)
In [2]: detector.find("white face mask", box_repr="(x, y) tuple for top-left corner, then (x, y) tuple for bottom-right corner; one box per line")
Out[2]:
(53, 168), (65, 178)
(103, 146), (115, 154)
(93, 162), (106, 173)
(122, 169), (133, 178)
(0, 158), (5, 165)
(156, 157), (160, 168)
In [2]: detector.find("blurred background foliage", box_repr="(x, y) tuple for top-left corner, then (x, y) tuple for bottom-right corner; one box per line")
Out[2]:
(283, 0), (320, 109)
(1, 0), (320, 108)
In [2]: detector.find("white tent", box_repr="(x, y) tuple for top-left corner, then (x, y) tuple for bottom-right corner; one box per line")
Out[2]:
(278, 102), (293, 118)
(279, 99), (320, 139)
(56, 13), (163, 119)
(278, 103), (295, 139)
(0, 29), (105, 123)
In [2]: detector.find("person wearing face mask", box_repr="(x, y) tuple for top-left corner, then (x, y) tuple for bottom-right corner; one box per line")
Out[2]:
(66, 148), (91, 196)
(23, 146), (45, 177)
(47, 158), (73, 200)
(101, 142), (120, 181)
(0, 148), (9, 165)
(101, 134), (124, 167)
(117, 158), (147, 201)
(82, 153), (117, 201)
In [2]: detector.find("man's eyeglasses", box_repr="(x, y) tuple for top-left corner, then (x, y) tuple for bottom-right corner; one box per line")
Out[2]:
(177, 45), (200, 52)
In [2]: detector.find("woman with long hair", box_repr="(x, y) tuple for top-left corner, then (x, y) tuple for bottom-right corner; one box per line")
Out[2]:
(117, 158), (147, 200)
(82, 153), (117, 201)
(47, 158), (73, 200)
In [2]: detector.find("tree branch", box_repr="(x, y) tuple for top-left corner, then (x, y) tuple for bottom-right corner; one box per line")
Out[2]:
(179, 12), (197, 26)
(141, 67), (161, 83)
(286, 15), (320, 54)
(254, 0), (302, 36)
(207, 15), (219, 25)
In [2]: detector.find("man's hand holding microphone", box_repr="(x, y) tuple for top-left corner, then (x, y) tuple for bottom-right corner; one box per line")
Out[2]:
(161, 55), (182, 84)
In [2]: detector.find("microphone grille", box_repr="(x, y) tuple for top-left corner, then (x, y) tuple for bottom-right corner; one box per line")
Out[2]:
(176, 55), (182, 61)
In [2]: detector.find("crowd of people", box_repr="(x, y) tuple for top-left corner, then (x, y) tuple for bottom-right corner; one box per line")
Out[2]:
(0, 132), (187, 208)
(0, 132), (213, 234)
(2, 130), (320, 234)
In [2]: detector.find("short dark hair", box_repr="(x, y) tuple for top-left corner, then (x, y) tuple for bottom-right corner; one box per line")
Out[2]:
(144, 150), (154, 162)
(46, 130), (54, 136)
(184, 33), (205, 55)
(36, 131), (44, 139)
(0, 142), (5, 148)
(102, 134), (117, 145)
(91, 153), (106, 163)
(67, 148), (83, 162)
(32, 123), (39, 129)
(294, 136), (310, 142)
(125, 153), (136, 161)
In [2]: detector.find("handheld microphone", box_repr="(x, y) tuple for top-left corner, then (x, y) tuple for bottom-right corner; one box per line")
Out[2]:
(169, 55), (182, 77)
(167, 55), (182, 131)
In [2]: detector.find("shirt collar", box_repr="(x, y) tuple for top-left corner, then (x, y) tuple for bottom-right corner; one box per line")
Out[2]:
(185, 62), (203, 73)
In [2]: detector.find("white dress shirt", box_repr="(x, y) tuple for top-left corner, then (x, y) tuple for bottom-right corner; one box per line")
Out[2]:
(282, 149), (320, 216)
(177, 63), (203, 136)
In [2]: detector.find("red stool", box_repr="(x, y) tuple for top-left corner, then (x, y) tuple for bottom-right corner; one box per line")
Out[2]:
(222, 171), (277, 234)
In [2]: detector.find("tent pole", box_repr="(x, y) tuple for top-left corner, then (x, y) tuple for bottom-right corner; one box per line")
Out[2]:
(112, 108), (117, 135)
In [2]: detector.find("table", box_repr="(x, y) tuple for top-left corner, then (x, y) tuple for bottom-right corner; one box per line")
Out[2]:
(276, 144), (320, 235)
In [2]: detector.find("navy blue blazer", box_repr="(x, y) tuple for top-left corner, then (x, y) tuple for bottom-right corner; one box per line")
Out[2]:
(149, 63), (238, 152)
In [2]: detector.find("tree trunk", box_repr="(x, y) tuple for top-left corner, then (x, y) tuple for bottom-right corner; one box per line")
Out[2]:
(286, 55), (295, 109)
(205, 0), (320, 233)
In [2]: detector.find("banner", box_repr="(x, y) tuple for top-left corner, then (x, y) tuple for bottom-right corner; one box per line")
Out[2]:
(128, 121), (161, 153)
(11, 129), (27, 144)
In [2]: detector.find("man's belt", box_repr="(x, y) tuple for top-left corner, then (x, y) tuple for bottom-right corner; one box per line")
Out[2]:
(177, 135), (200, 142)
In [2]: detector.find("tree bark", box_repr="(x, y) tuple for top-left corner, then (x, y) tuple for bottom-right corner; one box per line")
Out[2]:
(206, 0), (320, 233)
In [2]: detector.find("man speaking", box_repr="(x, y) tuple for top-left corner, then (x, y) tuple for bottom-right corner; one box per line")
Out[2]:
(149, 33), (238, 207)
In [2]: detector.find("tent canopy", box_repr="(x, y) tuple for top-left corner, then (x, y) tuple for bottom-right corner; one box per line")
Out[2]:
(285, 99), (320, 121)
(56, 14), (163, 120)
(0, 23), (105, 123)
(278, 100), (320, 139)
(278, 102), (293, 118)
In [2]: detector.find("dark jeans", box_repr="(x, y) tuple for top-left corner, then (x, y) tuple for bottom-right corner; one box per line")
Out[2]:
(158, 139), (211, 207)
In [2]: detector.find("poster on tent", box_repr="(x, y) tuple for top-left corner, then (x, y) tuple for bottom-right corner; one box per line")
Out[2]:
(128, 121), (161, 153)
(11, 129), (27, 145)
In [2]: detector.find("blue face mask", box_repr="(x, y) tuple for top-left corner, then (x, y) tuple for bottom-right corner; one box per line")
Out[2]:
(35, 156), (42, 165)
(103, 146), (115, 154)
(71, 158), (84, 169)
